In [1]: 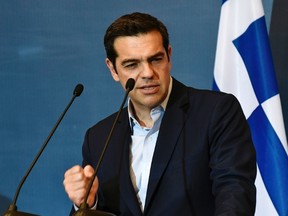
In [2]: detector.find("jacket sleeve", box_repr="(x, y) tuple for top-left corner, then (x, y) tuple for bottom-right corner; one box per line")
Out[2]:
(208, 94), (256, 216)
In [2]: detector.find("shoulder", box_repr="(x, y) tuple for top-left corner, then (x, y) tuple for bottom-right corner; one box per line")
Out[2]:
(171, 78), (241, 110)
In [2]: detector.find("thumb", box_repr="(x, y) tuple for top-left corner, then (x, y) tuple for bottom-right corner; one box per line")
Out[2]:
(84, 165), (95, 178)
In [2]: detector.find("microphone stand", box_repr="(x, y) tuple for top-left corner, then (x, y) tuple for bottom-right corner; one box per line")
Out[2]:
(2, 84), (84, 216)
(73, 78), (135, 216)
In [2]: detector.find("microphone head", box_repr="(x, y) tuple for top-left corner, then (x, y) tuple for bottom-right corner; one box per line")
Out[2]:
(74, 84), (84, 97)
(125, 78), (135, 92)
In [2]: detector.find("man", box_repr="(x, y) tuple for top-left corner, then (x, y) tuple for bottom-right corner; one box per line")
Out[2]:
(63, 12), (256, 215)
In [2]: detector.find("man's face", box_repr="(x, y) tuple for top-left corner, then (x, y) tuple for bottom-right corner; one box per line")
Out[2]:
(106, 31), (172, 111)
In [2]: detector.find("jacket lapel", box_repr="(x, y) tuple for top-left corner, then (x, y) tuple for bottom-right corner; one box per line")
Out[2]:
(144, 79), (190, 212)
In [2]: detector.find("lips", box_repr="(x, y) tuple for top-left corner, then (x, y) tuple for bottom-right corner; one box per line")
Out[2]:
(138, 84), (160, 94)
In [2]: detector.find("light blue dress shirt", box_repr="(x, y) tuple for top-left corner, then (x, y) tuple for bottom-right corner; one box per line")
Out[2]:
(129, 105), (164, 211)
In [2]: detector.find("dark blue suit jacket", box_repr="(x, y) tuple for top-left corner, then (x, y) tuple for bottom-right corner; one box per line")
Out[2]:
(74, 78), (256, 216)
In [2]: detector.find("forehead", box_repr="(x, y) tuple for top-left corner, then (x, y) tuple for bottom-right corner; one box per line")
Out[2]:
(113, 31), (164, 59)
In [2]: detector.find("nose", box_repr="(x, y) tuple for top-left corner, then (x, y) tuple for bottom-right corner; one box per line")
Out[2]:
(140, 62), (154, 79)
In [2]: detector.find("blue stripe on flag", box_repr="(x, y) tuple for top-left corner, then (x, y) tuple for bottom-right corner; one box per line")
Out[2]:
(233, 17), (279, 104)
(248, 105), (288, 215)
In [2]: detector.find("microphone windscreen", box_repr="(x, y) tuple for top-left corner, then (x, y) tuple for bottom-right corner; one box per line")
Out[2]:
(125, 78), (135, 91)
(74, 84), (84, 97)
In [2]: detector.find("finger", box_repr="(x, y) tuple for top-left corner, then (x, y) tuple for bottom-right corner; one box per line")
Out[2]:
(64, 165), (83, 178)
(63, 166), (86, 190)
(87, 178), (98, 207)
(84, 165), (95, 178)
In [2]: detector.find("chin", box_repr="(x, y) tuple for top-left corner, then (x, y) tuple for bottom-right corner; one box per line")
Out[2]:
(144, 98), (165, 109)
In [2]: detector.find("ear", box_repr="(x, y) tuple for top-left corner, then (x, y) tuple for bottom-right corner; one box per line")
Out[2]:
(167, 45), (172, 60)
(106, 58), (119, 82)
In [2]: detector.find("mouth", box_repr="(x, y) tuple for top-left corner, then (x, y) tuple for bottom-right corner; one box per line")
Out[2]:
(138, 84), (160, 94)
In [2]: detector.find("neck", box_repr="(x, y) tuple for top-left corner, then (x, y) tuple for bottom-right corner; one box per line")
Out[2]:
(130, 102), (154, 128)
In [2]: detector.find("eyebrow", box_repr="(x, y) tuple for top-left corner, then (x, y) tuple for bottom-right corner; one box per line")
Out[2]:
(120, 51), (165, 66)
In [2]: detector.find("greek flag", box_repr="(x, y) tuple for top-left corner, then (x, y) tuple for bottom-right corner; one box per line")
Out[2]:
(213, 0), (288, 215)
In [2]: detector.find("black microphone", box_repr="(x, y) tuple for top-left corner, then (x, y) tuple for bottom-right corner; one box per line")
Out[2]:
(73, 78), (135, 216)
(2, 84), (84, 216)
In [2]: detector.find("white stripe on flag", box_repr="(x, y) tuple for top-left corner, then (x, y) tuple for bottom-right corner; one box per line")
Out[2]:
(255, 166), (278, 216)
(262, 95), (288, 154)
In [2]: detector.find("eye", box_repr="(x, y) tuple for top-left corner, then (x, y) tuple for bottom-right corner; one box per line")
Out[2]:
(124, 62), (139, 70)
(151, 57), (163, 64)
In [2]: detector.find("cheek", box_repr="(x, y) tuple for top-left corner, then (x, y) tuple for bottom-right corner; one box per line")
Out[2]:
(121, 74), (139, 88)
(159, 65), (171, 83)
(128, 91), (138, 103)
(117, 74), (136, 90)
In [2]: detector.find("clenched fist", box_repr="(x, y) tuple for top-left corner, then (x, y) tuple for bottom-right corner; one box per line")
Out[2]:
(63, 165), (99, 207)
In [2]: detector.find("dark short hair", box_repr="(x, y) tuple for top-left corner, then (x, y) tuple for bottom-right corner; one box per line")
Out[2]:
(104, 12), (170, 68)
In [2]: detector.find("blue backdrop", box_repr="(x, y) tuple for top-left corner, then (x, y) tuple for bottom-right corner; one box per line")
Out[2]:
(0, 1), (282, 215)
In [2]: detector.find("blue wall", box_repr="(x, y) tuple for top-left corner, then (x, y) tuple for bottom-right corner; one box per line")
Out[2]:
(0, 1), (282, 215)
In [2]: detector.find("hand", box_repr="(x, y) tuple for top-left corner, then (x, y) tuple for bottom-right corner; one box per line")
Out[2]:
(63, 165), (99, 207)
